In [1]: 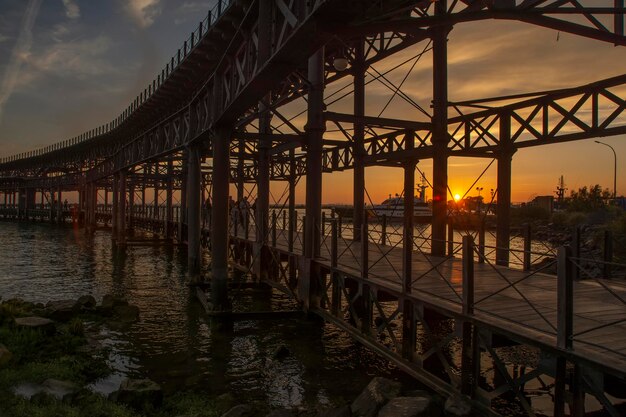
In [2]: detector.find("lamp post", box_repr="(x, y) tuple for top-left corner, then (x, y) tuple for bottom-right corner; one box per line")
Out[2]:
(595, 141), (617, 198)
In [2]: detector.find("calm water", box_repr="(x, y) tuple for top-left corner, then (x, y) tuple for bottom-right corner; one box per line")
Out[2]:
(0, 221), (418, 410)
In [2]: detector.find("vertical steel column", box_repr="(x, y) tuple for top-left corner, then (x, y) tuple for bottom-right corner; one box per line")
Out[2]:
(153, 164), (160, 220)
(128, 183), (135, 231)
(57, 188), (63, 224)
(256, 0), (272, 248)
(236, 138), (245, 204)
(304, 47), (325, 259)
(298, 46), (325, 311)
(112, 176), (119, 239)
(431, 0), (449, 257)
(211, 127), (232, 312)
(187, 143), (202, 277)
(118, 171), (127, 248)
(402, 160), (417, 359)
(166, 159), (174, 239)
(86, 183), (96, 232)
(179, 150), (188, 241)
(496, 112), (514, 266)
(353, 40), (365, 241)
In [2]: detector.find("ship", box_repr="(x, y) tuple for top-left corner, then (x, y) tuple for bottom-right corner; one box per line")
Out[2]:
(368, 177), (432, 222)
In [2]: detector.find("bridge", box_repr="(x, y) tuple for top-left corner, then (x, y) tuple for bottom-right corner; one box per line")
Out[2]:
(1, 1), (626, 416)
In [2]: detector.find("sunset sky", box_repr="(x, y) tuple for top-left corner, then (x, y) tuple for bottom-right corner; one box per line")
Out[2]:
(0, 0), (625, 204)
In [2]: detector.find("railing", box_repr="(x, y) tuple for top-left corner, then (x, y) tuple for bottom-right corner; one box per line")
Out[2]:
(0, 0), (234, 165)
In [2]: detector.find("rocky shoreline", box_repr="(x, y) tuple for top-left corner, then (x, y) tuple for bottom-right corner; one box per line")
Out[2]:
(0, 296), (472, 417)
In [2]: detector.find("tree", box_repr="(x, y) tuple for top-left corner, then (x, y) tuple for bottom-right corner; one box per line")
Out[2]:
(567, 184), (611, 212)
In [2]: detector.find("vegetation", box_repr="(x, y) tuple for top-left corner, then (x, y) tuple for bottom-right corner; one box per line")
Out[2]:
(0, 299), (224, 417)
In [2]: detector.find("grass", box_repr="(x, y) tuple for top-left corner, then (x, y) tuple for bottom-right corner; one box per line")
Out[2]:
(0, 299), (227, 417)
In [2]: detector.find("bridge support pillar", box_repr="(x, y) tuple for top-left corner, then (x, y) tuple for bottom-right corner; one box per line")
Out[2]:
(211, 127), (232, 312)
(56, 188), (63, 224)
(496, 112), (514, 266)
(299, 47), (325, 311)
(402, 159), (417, 359)
(128, 183), (135, 233)
(86, 183), (97, 233)
(353, 40), (365, 241)
(431, 1), (449, 257)
(117, 171), (127, 248)
(179, 151), (188, 242)
(112, 174), (119, 241)
(166, 159), (174, 240)
(187, 143), (202, 279)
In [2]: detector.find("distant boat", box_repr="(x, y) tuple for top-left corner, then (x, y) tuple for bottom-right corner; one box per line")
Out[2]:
(369, 195), (431, 222)
(369, 179), (432, 222)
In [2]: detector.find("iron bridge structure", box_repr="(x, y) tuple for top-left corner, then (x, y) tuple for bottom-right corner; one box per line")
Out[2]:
(1, 1), (626, 416)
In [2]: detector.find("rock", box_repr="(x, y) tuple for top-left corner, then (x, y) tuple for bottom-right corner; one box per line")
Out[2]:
(113, 304), (140, 322)
(215, 392), (237, 414)
(30, 390), (55, 405)
(266, 410), (295, 417)
(98, 295), (128, 315)
(14, 316), (56, 335)
(222, 404), (255, 417)
(351, 377), (401, 417)
(42, 379), (80, 402)
(272, 344), (290, 360)
(45, 299), (79, 321)
(444, 395), (472, 417)
(116, 378), (163, 410)
(318, 405), (351, 417)
(76, 295), (96, 310)
(378, 397), (432, 417)
(0, 343), (12, 367)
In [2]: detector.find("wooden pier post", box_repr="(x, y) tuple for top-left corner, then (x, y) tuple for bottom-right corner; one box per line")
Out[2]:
(554, 245), (573, 417)
(187, 143), (202, 278)
(523, 223), (531, 271)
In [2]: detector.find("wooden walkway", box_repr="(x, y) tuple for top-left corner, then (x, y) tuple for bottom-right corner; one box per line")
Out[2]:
(231, 227), (626, 377)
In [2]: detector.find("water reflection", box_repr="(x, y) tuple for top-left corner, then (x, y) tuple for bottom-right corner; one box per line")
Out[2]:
(0, 222), (419, 409)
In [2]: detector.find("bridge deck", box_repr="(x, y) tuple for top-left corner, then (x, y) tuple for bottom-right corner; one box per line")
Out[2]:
(231, 228), (626, 377)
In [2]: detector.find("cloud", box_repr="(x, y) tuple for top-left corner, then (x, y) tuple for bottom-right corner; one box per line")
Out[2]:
(0, 0), (42, 124)
(125, 0), (161, 28)
(17, 35), (114, 86)
(0, 34), (10, 43)
(62, 0), (80, 19)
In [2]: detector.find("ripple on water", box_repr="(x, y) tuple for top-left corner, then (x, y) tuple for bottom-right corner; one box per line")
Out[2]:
(0, 222), (420, 410)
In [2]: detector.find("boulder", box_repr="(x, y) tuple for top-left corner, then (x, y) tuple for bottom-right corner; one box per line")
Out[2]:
(113, 304), (140, 322)
(318, 405), (351, 417)
(222, 404), (255, 417)
(116, 378), (163, 410)
(41, 379), (80, 402)
(266, 410), (295, 417)
(444, 395), (472, 417)
(76, 295), (96, 310)
(272, 345), (291, 360)
(98, 295), (128, 315)
(351, 377), (401, 417)
(378, 397), (432, 417)
(0, 343), (12, 367)
(14, 316), (55, 335)
(45, 300), (79, 321)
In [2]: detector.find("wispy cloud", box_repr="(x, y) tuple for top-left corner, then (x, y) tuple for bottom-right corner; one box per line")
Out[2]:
(0, 0), (42, 123)
(62, 0), (80, 19)
(18, 35), (114, 86)
(125, 0), (161, 28)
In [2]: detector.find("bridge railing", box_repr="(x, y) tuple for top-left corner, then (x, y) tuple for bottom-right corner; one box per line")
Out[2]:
(0, 0), (234, 166)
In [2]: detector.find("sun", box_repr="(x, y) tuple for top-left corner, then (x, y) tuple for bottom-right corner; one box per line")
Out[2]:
(454, 194), (461, 201)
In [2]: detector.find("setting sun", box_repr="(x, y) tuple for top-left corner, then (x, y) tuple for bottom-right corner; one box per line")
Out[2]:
(454, 194), (461, 201)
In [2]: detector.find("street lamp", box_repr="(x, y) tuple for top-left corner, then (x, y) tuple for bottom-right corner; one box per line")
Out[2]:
(595, 141), (617, 198)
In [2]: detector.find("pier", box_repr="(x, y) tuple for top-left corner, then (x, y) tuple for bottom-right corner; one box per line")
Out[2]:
(1, 1), (625, 415)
